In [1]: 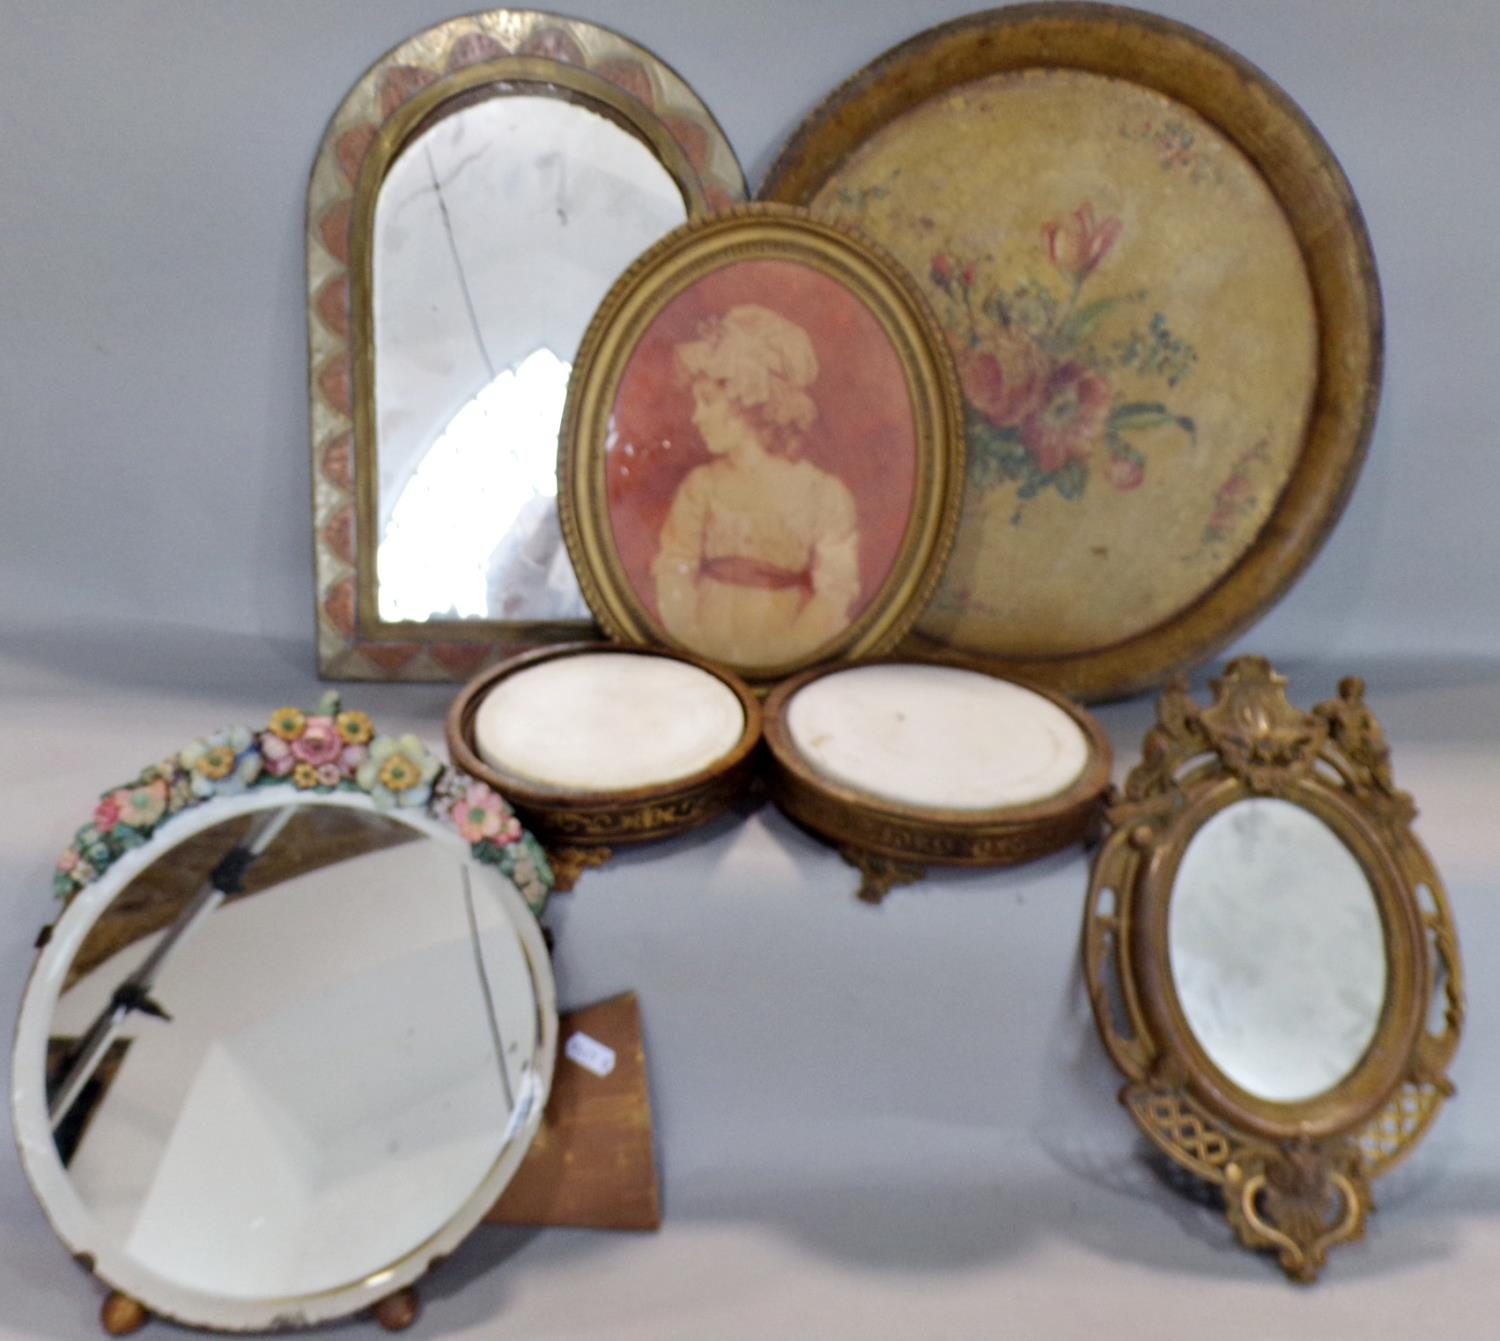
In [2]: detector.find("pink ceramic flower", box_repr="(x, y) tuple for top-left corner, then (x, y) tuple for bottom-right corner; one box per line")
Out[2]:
(316, 762), (342, 788)
(292, 716), (343, 768)
(92, 795), (122, 833)
(451, 782), (514, 844)
(1020, 362), (1113, 474)
(260, 734), (296, 777)
(339, 743), (368, 779)
(1042, 203), (1123, 283)
(57, 848), (80, 874)
(114, 780), (168, 828)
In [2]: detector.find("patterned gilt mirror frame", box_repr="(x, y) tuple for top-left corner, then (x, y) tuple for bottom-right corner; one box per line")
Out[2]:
(308, 10), (745, 680)
(1084, 658), (1463, 1281)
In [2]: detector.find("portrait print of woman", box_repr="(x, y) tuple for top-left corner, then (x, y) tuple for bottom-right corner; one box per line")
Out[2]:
(651, 305), (859, 667)
(600, 254), (924, 674)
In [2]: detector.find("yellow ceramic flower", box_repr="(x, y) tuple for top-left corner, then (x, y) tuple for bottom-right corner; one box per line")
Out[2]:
(377, 753), (421, 793)
(335, 710), (375, 745)
(268, 707), (307, 741)
(292, 762), (321, 789)
(195, 744), (237, 781)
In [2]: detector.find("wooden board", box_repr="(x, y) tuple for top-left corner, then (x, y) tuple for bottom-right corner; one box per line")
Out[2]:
(487, 991), (661, 1231)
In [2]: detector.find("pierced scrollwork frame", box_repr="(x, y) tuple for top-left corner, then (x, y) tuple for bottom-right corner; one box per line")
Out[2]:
(1084, 656), (1463, 1281)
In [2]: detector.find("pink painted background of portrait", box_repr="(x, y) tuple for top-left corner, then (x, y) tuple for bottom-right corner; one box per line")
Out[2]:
(605, 258), (919, 627)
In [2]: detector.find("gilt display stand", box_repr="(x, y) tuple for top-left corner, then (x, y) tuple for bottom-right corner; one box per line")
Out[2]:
(446, 644), (762, 892)
(99, 993), (659, 1335)
(761, 661), (1114, 903)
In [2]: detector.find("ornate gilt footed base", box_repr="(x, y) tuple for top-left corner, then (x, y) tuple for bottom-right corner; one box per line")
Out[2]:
(101, 1292), (148, 1336)
(839, 846), (926, 904)
(1224, 1140), (1369, 1284)
(547, 845), (614, 892)
(373, 1286), (421, 1331)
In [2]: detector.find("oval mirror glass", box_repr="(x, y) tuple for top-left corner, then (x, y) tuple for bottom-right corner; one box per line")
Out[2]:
(1168, 796), (1387, 1103)
(373, 93), (688, 625)
(15, 794), (554, 1329)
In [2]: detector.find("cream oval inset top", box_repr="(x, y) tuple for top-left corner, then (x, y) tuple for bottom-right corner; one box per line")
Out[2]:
(785, 663), (1090, 811)
(474, 652), (746, 792)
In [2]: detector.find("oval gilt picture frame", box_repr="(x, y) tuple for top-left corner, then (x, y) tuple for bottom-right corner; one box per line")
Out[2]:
(558, 204), (965, 684)
(761, 3), (1382, 701)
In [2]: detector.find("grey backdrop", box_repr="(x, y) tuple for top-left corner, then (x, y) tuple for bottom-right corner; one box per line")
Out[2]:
(3, 3), (1500, 1338)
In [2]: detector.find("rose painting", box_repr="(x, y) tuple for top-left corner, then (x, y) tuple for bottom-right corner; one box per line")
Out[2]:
(605, 258), (919, 670)
(932, 200), (1196, 517)
(816, 68), (1319, 659)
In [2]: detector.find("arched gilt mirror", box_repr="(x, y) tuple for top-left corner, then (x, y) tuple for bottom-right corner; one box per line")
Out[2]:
(13, 701), (556, 1332)
(308, 10), (746, 679)
(1084, 658), (1463, 1281)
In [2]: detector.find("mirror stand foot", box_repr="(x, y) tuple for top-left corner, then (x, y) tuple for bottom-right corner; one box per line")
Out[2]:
(548, 845), (613, 892)
(101, 1292), (149, 1336)
(839, 846), (925, 904)
(374, 1286), (421, 1332)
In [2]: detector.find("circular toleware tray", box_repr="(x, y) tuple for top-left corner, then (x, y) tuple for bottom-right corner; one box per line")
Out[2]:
(762, 659), (1112, 902)
(447, 642), (762, 885)
(556, 203), (966, 686)
(760, 3), (1382, 701)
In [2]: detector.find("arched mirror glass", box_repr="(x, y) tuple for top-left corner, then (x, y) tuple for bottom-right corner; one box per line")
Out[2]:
(1169, 796), (1387, 1103)
(374, 94), (688, 625)
(309, 11), (746, 680)
(16, 791), (555, 1330)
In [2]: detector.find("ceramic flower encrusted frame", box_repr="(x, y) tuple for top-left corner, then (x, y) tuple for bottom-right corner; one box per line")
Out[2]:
(53, 693), (552, 914)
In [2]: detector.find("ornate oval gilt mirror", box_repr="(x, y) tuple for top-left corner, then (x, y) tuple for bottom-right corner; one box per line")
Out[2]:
(308, 10), (746, 680)
(14, 701), (556, 1332)
(1083, 658), (1463, 1281)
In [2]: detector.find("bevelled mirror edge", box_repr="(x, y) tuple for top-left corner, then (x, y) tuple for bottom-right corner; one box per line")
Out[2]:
(1082, 655), (1463, 1282)
(13, 697), (558, 1332)
(307, 9), (747, 682)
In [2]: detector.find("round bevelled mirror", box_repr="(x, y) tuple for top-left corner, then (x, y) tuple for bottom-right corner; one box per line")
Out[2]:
(14, 789), (555, 1331)
(1168, 796), (1388, 1103)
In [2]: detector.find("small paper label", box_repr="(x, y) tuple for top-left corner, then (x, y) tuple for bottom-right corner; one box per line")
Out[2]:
(565, 1031), (616, 1077)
